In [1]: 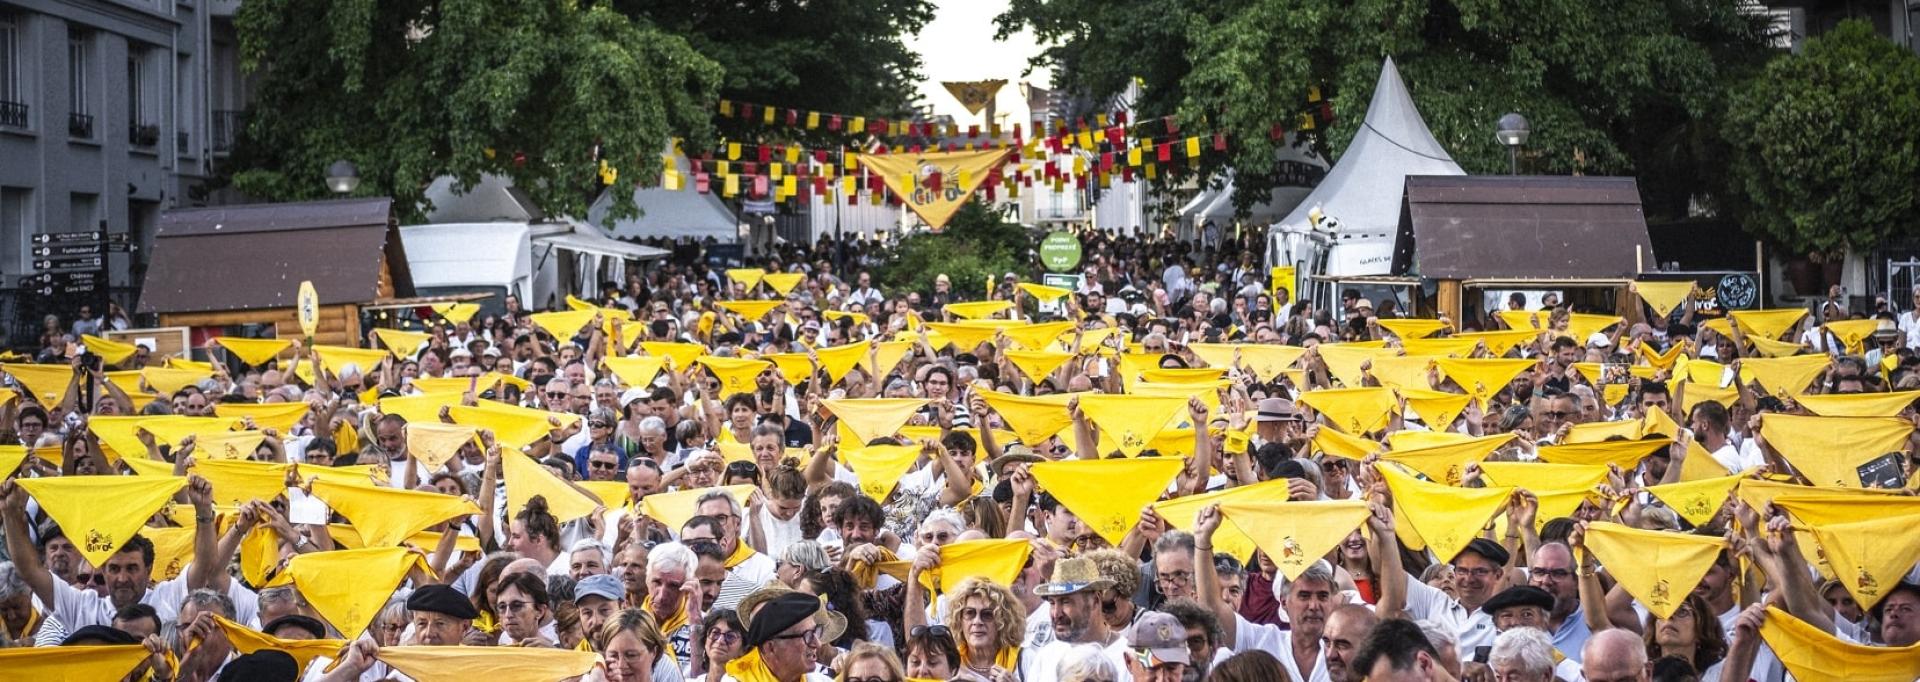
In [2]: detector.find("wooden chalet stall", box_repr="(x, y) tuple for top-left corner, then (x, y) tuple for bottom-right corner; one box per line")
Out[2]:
(1391, 176), (1657, 328)
(137, 198), (416, 350)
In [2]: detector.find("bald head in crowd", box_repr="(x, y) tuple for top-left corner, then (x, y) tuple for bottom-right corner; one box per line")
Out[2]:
(1581, 629), (1648, 682)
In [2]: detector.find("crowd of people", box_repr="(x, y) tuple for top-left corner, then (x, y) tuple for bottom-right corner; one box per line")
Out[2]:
(0, 230), (1916, 682)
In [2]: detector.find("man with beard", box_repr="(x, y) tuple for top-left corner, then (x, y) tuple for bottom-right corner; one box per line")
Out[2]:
(1528, 542), (1590, 660)
(1026, 557), (1126, 682)
(1195, 504), (1334, 682)
(1322, 605), (1379, 682)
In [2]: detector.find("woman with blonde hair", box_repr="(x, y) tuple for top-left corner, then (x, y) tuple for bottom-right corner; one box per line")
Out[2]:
(836, 642), (907, 682)
(593, 608), (682, 682)
(940, 577), (1024, 682)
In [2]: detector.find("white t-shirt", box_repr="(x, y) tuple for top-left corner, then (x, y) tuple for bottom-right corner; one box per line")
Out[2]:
(1234, 614), (1330, 682)
(749, 505), (804, 559)
(727, 550), (777, 589)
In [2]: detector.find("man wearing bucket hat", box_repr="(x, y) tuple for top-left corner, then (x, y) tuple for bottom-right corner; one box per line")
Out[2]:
(1122, 611), (1192, 682)
(1026, 556), (1129, 682)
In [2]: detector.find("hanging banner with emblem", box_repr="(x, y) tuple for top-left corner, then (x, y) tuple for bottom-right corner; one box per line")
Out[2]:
(855, 149), (1012, 232)
(1270, 266), (1297, 316)
(297, 281), (319, 339)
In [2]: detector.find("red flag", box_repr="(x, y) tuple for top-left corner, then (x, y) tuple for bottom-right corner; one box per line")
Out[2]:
(829, 115), (842, 131)
(1216, 132), (1229, 151)
(1115, 111), (1128, 125)
(695, 173), (710, 193)
(1106, 127), (1124, 146)
(786, 109), (798, 125)
(740, 103), (753, 120)
(756, 145), (770, 163)
(968, 125), (979, 138)
(1270, 123), (1285, 141)
(1165, 116), (1179, 134)
(743, 162), (758, 175)
(1100, 152), (1114, 172)
(814, 150), (827, 164)
(1122, 165), (1134, 183)
(1156, 142), (1171, 163)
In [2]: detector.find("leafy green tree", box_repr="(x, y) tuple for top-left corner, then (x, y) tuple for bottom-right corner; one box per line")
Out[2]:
(879, 201), (1030, 298)
(1722, 20), (1920, 255)
(227, 0), (721, 221)
(997, 0), (1772, 220)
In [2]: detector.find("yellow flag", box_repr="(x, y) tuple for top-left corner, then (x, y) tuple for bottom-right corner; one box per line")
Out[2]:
(1076, 394), (1190, 457)
(1001, 322), (1077, 351)
(309, 345), (390, 379)
(1152, 478), (1296, 562)
(1643, 472), (1745, 526)
(528, 310), (599, 341)
(1582, 522), (1725, 619)
(1375, 318), (1449, 339)
(1366, 355), (1438, 392)
(1382, 434), (1514, 486)
(407, 422), (479, 470)
(945, 300), (1014, 320)
(1398, 389), (1469, 432)
(1030, 458), (1185, 545)
(1219, 500), (1374, 581)
(192, 430), (268, 460)
(1635, 281), (1696, 317)
(1637, 343), (1688, 370)
(1479, 461), (1611, 493)
(374, 646), (599, 682)
(311, 479), (478, 547)
(1376, 463), (1512, 562)
(1758, 414), (1913, 487)
(717, 300), (783, 321)
(1747, 335), (1806, 357)
(1738, 354), (1830, 397)
(288, 547), (427, 639)
(1822, 319), (1882, 354)
(1451, 329), (1542, 356)
(1297, 387), (1397, 434)
(1807, 516), (1920, 608)
(917, 538), (1032, 594)
(1018, 283), (1073, 303)
(430, 302), (479, 324)
(1757, 605), (1920, 682)
(1434, 358), (1535, 408)
(1766, 491), (1920, 529)
(0, 644), (149, 681)
(822, 398), (928, 445)
(637, 485), (757, 530)
(1400, 337), (1482, 358)
(763, 354), (815, 386)
(19, 475), (186, 566)
(214, 402), (311, 435)
(81, 334), (137, 364)
(639, 342), (706, 371)
(192, 459), (294, 507)
(215, 337), (293, 366)
(1730, 309), (1808, 340)
(212, 614), (346, 671)
(975, 390), (1075, 446)
(812, 341), (872, 383)
(697, 356), (772, 398)
(447, 401), (578, 450)
(0, 444), (24, 479)
(1794, 390), (1920, 418)
(1187, 344), (1306, 382)
(763, 272), (806, 296)
(1004, 350), (1074, 383)
(1316, 343), (1396, 388)
(502, 451), (600, 523)
(577, 481), (630, 509)
(1139, 367), (1228, 386)
(379, 392), (465, 426)
(371, 328), (433, 357)
(841, 444), (923, 502)
(857, 149), (1013, 230)
(1536, 438), (1672, 469)
(142, 366), (213, 396)
(603, 355), (668, 388)
(145, 524), (194, 582)
(1564, 419), (1644, 444)
(726, 268), (766, 291)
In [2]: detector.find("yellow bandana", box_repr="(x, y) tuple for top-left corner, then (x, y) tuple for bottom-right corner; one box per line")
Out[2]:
(1376, 318), (1449, 340)
(1376, 462), (1513, 562)
(1297, 387), (1397, 434)
(1219, 499), (1373, 580)
(822, 398), (928, 445)
(1451, 329), (1542, 356)
(1367, 355), (1438, 392)
(1398, 389), (1473, 431)
(1316, 343), (1396, 388)
(1757, 606), (1920, 682)
(944, 300), (1014, 320)
(726, 268), (766, 291)
(1187, 343), (1307, 382)
(1382, 433), (1514, 486)
(639, 342), (705, 371)
(858, 341), (916, 379)
(1738, 354), (1831, 397)
(1634, 281), (1696, 318)
(309, 345), (390, 380)
(1536, 438), (1673, 470)
(1582, 522), (1724, 619)
(1018, 282), (1073, 303)
(404, 422), (478, 470)
(502, 451), (600, 523)
(603, 355), (668, 388)
(374, 646), (599, 682)
(288, 547), (428, 639)
(1004, 350), (1075, 383)
(763, 272), (806, 296)
(636, 485), (757, 530)
(724, 647), (783, 682)
(1822, 319), (1882, 354)
(717, 300), (784, 321)
(917, 538), (1033, 594)
(1434, 358), (1535, 408)
(214, 337), (293, 366)
(1311, 427), (1380, 461)
(841, 444), (923, 501)
(1729, 309), (1807, 340)
(1000, 321), (1077, 351)
(1152, 478), (1295, 562)
(0, 645), (148, 681)
(1030, 458), (1185, 545)
(1400, 337), (1483, 358)
(1807, 515), (1920, 608)
(1075, 394), (1189, 457)
(447, 401), (580, 450)
(1643, 472), (1745, 526)
(1794, 390), (1920, 418)
(432, 302), (480, 324)
(1757, 414), (1913, 487)
(18, 475), (186, 566)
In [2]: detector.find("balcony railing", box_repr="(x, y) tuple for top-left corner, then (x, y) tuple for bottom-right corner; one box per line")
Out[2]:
(69, 112), (94, 139)
(130, 123), (159, 147)
(0, 101), (25, 128)
(212, 110), (242, 153)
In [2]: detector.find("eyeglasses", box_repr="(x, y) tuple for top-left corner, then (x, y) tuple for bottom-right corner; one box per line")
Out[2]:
(546, 391), (568, 399)
(1157, 570), (1194, 585)
(496, 600), (536, 613)
(1455, 566), (1501, 579)
(706, 628), (741, 645)
(909, 624), (953, 640)
(959, 607), (998, 622)
(769, 625), (823, 645)
(1541, 411), (1571, 419)
(1533, 568), (1575, 581)
(590, 460), (618, 470)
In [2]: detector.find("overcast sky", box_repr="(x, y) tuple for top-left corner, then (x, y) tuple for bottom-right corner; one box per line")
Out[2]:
(904, 0), (1055, 127)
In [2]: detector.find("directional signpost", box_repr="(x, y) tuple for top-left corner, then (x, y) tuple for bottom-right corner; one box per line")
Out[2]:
(23, 230), (126, 320)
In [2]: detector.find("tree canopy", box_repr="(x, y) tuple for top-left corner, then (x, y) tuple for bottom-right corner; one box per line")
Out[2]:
(1722, 19), (1920, 255)
(996, 0), (1773, 221)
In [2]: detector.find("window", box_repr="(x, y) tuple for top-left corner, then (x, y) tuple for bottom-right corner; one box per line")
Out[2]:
(1, 188), (31, 275)
(128, 49), (146, 125)
(68, 30), (88, 116)
(70, 192), (97, 234)
(0, 13), (23, 128)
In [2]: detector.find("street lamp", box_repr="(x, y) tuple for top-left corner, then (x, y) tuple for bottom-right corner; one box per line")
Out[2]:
(1494, 113), (1529, 175)
(325, 160), (360, 194)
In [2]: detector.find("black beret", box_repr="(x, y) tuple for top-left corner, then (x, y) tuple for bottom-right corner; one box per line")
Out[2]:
(262, 614), (330, 640)
(1481, 585), (1555, 616)
(61, 625), (140, 646)
(743, 592), (822, 649)
(405, 584), (479, 620)
(218, 650), (300, 682)
(1455, 538), (1512, 567)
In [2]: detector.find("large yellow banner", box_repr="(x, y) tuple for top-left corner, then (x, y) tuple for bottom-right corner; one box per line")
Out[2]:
(856, 149), (1012, 231)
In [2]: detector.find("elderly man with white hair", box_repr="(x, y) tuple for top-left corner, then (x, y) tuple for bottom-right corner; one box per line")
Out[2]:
(1488, 627), (1570, 682)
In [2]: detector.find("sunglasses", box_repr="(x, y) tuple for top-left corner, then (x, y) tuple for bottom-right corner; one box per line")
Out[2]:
(909, 624), (953, 640)
(590, 421), (612, 429)
(590, 461), (618, 470)
(74, 573), (105, 586)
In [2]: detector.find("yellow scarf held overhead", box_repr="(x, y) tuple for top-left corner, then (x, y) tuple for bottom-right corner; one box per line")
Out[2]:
(976, 390), (1078, 447)
(1738, 354), (1830, 397)
(637, 485), (757, 531)
(2, 363), (72, 405)
(1400, 337), (1482, 358)
(1297, 386), (1398, 435)
(822, 398), (928, 445)
(1581, 522), (1725, 619)
(1822, 319), (1883, 354)
(528, 310), (599, 341)
(1381, 433), (1514, 486)
(1451, 329), (1542, 356)
(1187, 343), (1306, 382)
(840, 444), (923, 502)
(371, 328), (432, 358)
(374, 645), (600, 682)
(310, 345), (390, 380)
(1478, 461), (1611, 494)
(1375, 463), (1513, 562)
(1634, 281), (1697, 317)
(1375, 318), (1450, 340)
(1638, 342), (1688, 370)
(1004, 350), (1075, 384)
(190, 459), (295, 508)
(214, 337), (293, 366)
(1218, 500), (1373, 581)
(1643, 471), (1746, 526)
(1399, 389), (1473, 432)
(1366, 355), (1438, 392)
(1563, 419), (1644, 444)
(1536, 438), (1673, 470)
(0, 644), (150, 681)
(80, 334), (136, 364)
(142, 366), (213, 397)
(763, 272), (806, 296)
(404, 422), (478, 471)
(1729, 309), (1807, 340)
(214, 402), (311, 435)
(696, 356), (772, 398)
(1434, 358), (1536, 408)
(1074, 394), (1190, 457)
(1000, 321), (1077, 352)
(1806, 515), (1920, 608)
(193, 430), (268, 460)
(639, 341), (706, 371)
(811, 341), (872, 383)
(945, 300), (1014, 320)
(1152, 478), (1297, 562)
(917, 538), (1033, 595)
(1315, 343), (1396, 388)
(1018, 282), (1073, 303)
(447, 401), (578, 450)
(1757, 414), (1914, 487)
(924, 322), (1006, 352)
(502, 451), (600, 523)
(211, 614), (345, 671)
(1793, 390), (1920, 418)
(432, 302), (480, 324)
(1029, 458), (1185, 545)
(602, 355), (668, 389)
(726, 268), (766, 291)
(18, 475), (186, 566)
(717, 299), (784, 321)
(310, 479), (479, 548)
(1311, 426), (1380, 461)
(1757, 606), (1920, 682)
(287, 546), (428, 639)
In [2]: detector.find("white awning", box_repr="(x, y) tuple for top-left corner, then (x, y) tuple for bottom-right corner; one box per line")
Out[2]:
(531, 221), (669, 261)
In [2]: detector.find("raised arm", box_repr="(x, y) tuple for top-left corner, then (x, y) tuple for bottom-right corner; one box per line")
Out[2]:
(1192, 504), (1238, 643)
(0, 481), (57, 606)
